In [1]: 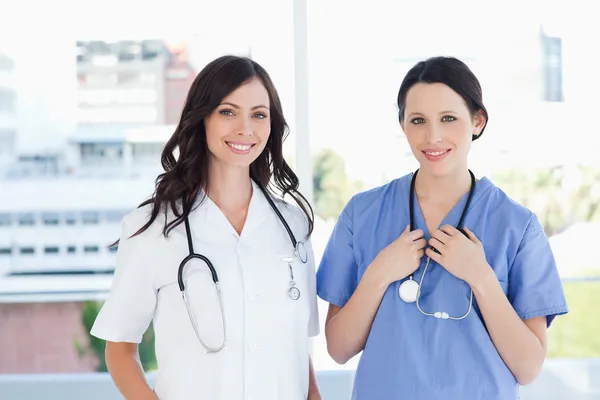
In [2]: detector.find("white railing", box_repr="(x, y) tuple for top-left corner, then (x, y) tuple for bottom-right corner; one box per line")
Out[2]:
(1, 359), (600, 400)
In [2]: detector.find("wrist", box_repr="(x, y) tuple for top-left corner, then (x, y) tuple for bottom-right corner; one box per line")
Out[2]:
(469, 265), (497, 294)
(364, 260), (391, 290)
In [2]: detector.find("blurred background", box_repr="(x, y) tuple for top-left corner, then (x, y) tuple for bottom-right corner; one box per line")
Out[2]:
(1, 0), (599, 398)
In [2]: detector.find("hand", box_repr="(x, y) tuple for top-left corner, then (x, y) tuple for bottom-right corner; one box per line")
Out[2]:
(371, 225), (426, 286)
(426, 225), (490, 286)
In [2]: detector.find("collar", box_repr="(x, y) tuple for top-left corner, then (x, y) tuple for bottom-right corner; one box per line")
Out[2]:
(188, 179), (272, 240)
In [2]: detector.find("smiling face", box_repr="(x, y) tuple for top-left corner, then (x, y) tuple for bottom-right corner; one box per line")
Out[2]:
(400, 82), (485, 177)
(204, 78), (271, 171)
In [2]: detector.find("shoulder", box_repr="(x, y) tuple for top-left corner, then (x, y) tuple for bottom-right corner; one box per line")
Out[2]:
(122, 204), (152, 231)
(476, 178), (547, 249)
(120, 201), (174, 243)
(481, 178), (540, 231)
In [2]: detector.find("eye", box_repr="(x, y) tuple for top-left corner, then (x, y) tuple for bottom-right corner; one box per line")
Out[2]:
(219, 109), (235, 116)
(254, 112), (268, 119)
(410, 117), (425, 125)
(442, 115), (456, 122)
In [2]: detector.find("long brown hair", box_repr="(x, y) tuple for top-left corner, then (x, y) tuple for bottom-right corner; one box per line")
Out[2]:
(123, 55), (313, 242)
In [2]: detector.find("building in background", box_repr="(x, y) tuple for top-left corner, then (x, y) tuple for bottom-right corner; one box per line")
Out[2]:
(0, 39), (197, 374)
(0, 52), (16, 171)
(75, 39), (195, 126)
(164, 41), (196, 125)
(69, 40), (196, 178)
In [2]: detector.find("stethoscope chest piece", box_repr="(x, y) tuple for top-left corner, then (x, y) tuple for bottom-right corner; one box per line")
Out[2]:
(398, 168), (477, 320)
(398, 278), (419, 303)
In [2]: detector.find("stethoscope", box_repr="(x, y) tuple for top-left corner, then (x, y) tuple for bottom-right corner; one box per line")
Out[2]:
(397, 169), (476, 320)
(177, 179), (308, 353)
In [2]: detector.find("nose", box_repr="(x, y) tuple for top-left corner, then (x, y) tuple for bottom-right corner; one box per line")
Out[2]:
(425, 123), (442, 143)
(237, 116), (254, 137)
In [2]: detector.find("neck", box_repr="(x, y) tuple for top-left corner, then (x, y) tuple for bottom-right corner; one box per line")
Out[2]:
(206, 159), (253, 212)
(414, 167), (472, 203)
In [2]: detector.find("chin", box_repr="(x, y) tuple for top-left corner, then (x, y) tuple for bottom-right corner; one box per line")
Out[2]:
(419, 161), (457, 177)
(224, 158), (255, 169)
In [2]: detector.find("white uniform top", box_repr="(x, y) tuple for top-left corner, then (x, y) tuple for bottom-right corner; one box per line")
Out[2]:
(90, 181), (320, 400)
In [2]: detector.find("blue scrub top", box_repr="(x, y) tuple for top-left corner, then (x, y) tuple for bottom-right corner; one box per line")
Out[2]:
(316, 173), (568, 400)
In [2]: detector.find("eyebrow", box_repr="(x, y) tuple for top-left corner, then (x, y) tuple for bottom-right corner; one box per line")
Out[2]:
(407, 110), (458, 118)
(220, 102), (269, 110)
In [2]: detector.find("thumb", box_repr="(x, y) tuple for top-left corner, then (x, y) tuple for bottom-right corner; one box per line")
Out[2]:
(397, 225), (410, 241)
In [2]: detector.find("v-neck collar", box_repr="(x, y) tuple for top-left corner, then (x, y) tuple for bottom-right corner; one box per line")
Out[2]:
(190, 179), (272, 240)
(406, 172), (492, 239)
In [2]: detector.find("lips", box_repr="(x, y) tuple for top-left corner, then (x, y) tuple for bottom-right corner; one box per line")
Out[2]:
(226, 142), (254, 151)
(422, 148), (451, 162)
(422, 149), (450, 156)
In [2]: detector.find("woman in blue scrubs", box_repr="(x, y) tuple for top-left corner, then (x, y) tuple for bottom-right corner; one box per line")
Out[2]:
(316, 56), (569, 399)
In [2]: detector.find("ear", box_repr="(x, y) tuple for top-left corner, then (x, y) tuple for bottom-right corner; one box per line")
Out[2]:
(399, 119), (407, 135)
(472, 110), (487, 138)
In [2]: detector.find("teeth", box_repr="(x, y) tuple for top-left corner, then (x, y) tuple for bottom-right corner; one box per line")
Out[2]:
(425, 150), (448, 156)
(227, 143), (252, 151)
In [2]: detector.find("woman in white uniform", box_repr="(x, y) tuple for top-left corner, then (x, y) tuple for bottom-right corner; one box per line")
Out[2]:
(90, 55), (321, 400)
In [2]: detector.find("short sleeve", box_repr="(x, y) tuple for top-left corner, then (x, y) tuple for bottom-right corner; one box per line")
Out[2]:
(316, 198), (358, 308)
(508, 214), (568, 327)
(90, 216), (157, 343)
(305, 238), (320, 337)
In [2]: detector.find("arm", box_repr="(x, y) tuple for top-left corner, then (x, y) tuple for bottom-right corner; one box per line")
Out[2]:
(429, 219), (568, 386)
(324, 266), (389, 364)
(323, 225), (425, 364)
(89, 216), (159, 398)
(308, 355), (321, 400)
(105, 342), (158, 400)
(316, 199), (425, 364)
(472, 271), (547, 385)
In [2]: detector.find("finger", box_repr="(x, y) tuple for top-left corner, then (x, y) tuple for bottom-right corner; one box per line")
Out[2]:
(426, 247), (442, 263)
(413, 238), (428, 250)
(463, 227), (481, 244)
(416, 249), (425, 259)
(428, 237), (446, 253)
(407, 228), (425, 240)
(431, 229), (450, 245)
(439, 224), (460, 237)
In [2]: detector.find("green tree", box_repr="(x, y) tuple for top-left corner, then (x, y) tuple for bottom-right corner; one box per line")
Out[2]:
(491, 166), (600, 236)
(312, 148), (350, 220)
(77, 301), (157, 372)
(491, 166), (600, 359)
